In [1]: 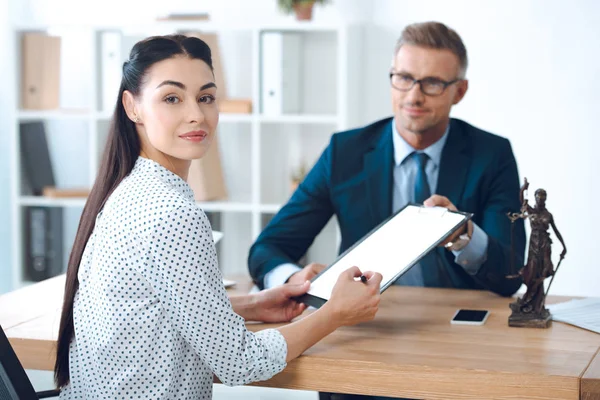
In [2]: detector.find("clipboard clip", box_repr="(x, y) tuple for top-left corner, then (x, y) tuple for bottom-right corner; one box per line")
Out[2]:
(417, 206), (449, 216)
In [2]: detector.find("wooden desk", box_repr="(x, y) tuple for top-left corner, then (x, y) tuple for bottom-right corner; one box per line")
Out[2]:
(1, 275), (599, 400)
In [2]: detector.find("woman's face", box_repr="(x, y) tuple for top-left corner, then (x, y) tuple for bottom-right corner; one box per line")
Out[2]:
(125, 56), (219, 168)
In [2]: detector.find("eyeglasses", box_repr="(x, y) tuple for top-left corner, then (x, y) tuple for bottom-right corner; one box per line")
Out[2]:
(389, 72), (461, 96)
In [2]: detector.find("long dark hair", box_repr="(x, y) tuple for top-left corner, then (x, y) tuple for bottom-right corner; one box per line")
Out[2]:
(54, 34), (213, 388)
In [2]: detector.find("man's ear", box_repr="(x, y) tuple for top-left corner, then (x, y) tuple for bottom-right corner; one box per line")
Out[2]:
(452, 79), (469, 105)
(122, 90), (139, 122)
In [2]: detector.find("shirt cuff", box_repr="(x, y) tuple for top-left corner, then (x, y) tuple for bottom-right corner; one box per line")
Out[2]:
(453, 222), (488, 275)
(264, 263), (302, 289)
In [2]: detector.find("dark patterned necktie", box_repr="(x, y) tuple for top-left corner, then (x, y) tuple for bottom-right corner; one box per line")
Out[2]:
(413, 152), (443, 287)
(414, 152), (431, 203)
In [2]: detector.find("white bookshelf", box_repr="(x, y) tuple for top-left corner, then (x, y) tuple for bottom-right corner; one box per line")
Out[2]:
(10, 21), (363, 289)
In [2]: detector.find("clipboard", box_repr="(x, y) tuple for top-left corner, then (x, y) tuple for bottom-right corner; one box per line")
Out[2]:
(296, 204), (473, 308)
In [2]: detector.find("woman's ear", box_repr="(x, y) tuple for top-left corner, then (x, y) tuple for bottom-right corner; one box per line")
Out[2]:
(122, 90), (140, 123)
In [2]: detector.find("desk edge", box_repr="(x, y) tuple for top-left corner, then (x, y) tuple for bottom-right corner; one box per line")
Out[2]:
(582, 346), (600, 399)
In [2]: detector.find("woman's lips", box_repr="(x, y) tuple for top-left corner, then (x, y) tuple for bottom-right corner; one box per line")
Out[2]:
(179, 130), (208, 142)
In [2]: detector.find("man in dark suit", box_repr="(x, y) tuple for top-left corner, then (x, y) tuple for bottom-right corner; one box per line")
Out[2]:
(249, 21), (525, 314)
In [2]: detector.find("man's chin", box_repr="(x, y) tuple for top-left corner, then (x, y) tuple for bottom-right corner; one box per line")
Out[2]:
(400, 121), (431, 136)
(396, 114), (426, 130)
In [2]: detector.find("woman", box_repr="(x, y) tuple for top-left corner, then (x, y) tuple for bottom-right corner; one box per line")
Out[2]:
(54, 35), (382, 399)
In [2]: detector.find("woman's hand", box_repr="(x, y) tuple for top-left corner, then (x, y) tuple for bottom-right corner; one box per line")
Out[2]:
(251, 282), (310, 323)
(287, 263), (326, 285)
(275, 267), (382, 363)
(323, 267), (382, 327)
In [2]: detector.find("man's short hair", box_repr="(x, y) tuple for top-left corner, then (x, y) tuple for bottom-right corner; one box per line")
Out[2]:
(395, 21), (468, 78)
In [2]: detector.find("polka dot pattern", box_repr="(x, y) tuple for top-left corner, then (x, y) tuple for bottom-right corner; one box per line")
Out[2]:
(60, 157), (287, 399)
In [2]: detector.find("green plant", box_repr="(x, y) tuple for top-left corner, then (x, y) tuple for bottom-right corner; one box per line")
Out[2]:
(277, 0), (331, 14)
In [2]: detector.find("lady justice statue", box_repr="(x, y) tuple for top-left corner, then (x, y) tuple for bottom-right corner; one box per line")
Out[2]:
(507, 178), (567, 328)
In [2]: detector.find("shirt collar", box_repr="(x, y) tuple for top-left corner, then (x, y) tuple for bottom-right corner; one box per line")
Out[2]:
(134, 156), (196, 201)
(391, 118), (450, 167)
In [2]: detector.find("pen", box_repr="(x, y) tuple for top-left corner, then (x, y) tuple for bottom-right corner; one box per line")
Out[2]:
(360, 275), (367, 283)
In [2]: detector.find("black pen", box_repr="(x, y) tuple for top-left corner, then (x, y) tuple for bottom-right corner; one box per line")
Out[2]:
(360, 275), (367, 283)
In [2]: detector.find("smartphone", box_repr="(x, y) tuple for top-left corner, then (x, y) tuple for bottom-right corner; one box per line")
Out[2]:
(450, 309), (490, 325)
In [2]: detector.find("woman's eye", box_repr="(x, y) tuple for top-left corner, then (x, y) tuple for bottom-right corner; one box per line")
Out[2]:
(199, 95), (216, 104)
(165, 96), (180, 104)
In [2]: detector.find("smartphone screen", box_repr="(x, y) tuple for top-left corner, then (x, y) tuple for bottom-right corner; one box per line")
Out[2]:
(451, 309), (490, 325)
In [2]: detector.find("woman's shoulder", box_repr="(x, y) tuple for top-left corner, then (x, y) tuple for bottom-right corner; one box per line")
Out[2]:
(103, 168), (202, 235)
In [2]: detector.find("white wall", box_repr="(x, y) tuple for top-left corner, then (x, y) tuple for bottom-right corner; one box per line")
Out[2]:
(365, 0), (600, 297)
(2, 0), (598, 297)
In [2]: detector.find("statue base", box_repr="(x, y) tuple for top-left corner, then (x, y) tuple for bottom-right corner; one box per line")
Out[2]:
(508, 298), (552, 328)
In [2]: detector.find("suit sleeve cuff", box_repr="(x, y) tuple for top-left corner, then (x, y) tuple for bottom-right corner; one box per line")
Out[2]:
(264, 263), (302, 289)
(453, 222), (488, 275)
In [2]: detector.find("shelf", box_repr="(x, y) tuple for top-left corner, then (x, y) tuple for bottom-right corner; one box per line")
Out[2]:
(10, 21), (357, 290)
(19, 196), (87, 208)
(197, 201), (254, 213)
(19, 196), (255, 213)
(219, 114), (254, 123)
(259, 204), (283, 213)
(257, 23), (348, 32)
(94, 111), (113, 121)
(23, 110), (340, 125)
(94, 112), (255, 123)
(94, 113), (337, 124)
(13, 22), (348, 34)
(18, 109), (92, 121)
(259, 114), (339, 124)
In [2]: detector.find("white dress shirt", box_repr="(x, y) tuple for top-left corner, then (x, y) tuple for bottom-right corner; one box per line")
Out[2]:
(61, 157), (287, 399)
(390, 120), (488, 284)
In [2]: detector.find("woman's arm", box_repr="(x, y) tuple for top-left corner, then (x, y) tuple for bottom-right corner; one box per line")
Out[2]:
(231, 269), (382, 362)
(229, 282), (309, 323)
(231, 292), (343, 362)
(229, 294), (258, 320)
(279, 268), (381, 362)
(145, 205), (381, 386)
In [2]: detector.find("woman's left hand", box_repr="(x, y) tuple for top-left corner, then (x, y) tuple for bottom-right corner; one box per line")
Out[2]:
(253, 281), (310, 323)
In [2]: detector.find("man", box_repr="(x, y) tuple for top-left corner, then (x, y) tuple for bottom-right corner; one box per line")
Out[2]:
(249, 21), (525, 304)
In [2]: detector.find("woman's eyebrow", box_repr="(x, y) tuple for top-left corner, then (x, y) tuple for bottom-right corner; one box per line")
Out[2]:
(156, 80), (186, 90)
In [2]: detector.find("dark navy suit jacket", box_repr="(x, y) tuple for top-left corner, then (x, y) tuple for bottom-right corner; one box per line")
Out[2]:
(248, 117), (526, 296)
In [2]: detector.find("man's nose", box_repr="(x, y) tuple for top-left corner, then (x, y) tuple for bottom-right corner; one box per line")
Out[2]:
(405, 82), (425, 104)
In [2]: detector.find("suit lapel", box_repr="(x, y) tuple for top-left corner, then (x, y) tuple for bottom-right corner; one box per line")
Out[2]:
(363, 121), (394, 225)
(436, 119), (471, 206)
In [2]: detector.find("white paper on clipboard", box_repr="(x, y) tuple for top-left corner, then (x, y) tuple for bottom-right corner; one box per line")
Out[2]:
(306, 204), (471, 302)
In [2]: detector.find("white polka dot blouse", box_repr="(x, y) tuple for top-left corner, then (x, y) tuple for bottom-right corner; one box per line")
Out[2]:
(60, 157), (287, 399)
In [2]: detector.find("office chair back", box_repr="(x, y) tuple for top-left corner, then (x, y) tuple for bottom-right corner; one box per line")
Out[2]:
(0, 324), (59, 399)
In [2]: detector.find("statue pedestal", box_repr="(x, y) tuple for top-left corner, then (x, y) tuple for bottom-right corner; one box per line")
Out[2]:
(508, 299), (552, 328)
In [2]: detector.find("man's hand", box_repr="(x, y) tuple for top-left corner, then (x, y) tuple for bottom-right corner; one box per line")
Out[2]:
(424, 194), (472, 246)
(252, 282), (310, 323)
(287, 263), (326, 285)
